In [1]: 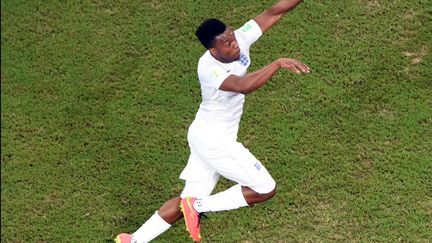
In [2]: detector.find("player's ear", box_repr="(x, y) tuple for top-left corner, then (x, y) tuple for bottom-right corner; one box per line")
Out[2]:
(209, 47), (218, 56)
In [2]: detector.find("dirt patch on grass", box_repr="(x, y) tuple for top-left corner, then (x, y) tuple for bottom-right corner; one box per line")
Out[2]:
(366, 0), (380, 7)
(402, 46), (429, 65)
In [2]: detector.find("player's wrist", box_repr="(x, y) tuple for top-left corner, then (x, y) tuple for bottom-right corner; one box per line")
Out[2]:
(275, 59), (283, 68)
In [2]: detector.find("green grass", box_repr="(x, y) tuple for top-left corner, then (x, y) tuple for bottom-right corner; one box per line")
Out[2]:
(2, 0), (431, 242)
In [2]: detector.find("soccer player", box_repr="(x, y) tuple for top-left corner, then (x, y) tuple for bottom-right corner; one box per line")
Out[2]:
(116, 0), (310, 242)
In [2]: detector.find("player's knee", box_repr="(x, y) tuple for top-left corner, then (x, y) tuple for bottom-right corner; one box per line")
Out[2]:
(253, 182), (276, 203)
(260, 176), (276, 198)
(269, 186), (276, 198)
(261, 184), (276, 201)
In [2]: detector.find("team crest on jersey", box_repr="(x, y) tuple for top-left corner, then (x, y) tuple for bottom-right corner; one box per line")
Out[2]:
(254, 162), (262, 171)
(238, 53), (249, 67)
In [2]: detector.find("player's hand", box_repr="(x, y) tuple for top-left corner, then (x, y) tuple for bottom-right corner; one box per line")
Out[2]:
(278, 58), (310, 74)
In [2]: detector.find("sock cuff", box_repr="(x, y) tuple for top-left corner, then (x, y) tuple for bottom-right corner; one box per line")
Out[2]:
(196, 184), (249, 213)
(132, 211), (171, 243)
(154, 211), (172, 227)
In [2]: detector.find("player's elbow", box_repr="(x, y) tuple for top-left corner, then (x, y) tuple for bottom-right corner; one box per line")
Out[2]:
(232, 81), (255, 94)
(240, 82), (257, 94)
(219, 75), (258, 94)
(239, 88), (252, 95)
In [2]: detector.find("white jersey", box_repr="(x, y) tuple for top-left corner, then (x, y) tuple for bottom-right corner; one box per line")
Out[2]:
(192, 19), (262, 142)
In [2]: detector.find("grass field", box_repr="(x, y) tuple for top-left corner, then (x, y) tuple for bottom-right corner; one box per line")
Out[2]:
(1, 0), (431, 242)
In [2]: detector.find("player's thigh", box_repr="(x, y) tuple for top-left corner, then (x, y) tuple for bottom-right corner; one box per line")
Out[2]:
(208, 143), (276, 194)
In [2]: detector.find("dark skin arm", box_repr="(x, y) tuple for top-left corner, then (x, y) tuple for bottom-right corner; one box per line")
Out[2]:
(254, 0), (304, 33)
(219, 0), (307, 94)
(220, 58), (310, 94)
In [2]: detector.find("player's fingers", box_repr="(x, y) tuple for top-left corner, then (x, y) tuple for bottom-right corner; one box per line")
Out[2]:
(293, 61), (310, 73)
(285, 62), (306, 74)
(285, 64), (302, 74)
(301, 63), (311, 73)
(280, 60), (309, 74)
(280, 62), (300, 74)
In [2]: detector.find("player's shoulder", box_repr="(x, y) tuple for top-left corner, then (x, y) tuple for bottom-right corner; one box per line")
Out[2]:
(198, 50), (211, 64)
(197, 51), (231, 85)
(198, 51), (221, 70)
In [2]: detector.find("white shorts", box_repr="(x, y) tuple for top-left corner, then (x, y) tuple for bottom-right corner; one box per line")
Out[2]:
(179, 122), (276, 195)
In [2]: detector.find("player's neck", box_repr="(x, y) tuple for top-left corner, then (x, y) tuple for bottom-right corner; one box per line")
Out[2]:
(210, 51), (233, 64)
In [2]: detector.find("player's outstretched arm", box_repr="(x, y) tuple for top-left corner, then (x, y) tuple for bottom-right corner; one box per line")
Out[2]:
(220, 58), (310, 94)
(254, 0), (303, 33)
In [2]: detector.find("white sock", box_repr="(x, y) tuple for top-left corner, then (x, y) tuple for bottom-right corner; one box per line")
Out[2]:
(132, 211), (171, 243)
(193, 184), (248, 213)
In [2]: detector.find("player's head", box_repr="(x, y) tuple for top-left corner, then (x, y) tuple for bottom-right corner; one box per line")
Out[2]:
(196, 18), (240, 63)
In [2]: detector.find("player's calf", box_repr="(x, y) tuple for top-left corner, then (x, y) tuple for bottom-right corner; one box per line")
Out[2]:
(242, 185), (276, 205)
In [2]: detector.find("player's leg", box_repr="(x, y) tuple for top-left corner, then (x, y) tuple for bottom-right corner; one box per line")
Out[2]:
(124, 176), (218, 243)
(115, 205), (175, 243)
(241, 184), (276, 205)
(189, 142), (277, 213)
(157, 197), (183, 223)
(125, 198), (179, 243)
(191, 184), (276, 214)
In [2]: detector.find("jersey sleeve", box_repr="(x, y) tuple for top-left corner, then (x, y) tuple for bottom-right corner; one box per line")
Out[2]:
(198, 60), (231, 89)
(234, 19), (263, 50)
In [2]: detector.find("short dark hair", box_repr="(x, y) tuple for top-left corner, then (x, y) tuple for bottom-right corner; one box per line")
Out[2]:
(195, 18), (227, 49)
